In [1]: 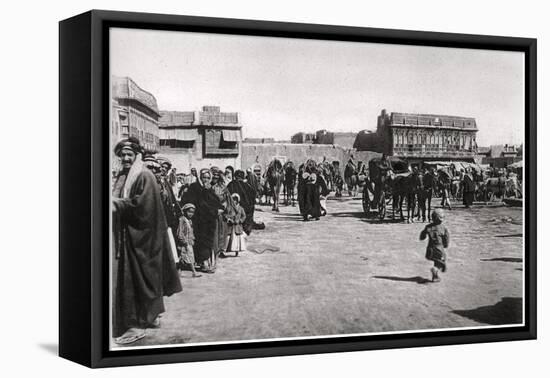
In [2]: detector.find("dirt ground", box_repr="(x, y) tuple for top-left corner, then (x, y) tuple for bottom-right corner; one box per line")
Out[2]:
(126, 196), (524, 347)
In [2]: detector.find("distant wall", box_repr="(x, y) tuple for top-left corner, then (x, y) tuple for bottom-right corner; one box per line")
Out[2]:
(158, 149), (241, 173)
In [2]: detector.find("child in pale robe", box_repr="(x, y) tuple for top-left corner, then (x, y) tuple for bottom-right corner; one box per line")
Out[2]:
(226, 193), (247, 256)
(177, 203), (201, 278)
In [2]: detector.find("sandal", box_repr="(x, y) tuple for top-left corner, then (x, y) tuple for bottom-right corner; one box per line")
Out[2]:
(114, 328), (146, 345)
(149, 317), (161, 328)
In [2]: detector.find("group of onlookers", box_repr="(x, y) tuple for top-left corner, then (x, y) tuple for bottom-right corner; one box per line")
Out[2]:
(111, 137), (257, 346)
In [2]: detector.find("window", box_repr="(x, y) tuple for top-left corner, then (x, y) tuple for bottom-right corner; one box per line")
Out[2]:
(204, 129), (240, 156)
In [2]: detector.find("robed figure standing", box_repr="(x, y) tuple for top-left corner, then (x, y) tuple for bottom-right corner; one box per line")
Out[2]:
(227, 169), (257, 235)
(112, 138), (182, 345)
(462, 169), (476, 208)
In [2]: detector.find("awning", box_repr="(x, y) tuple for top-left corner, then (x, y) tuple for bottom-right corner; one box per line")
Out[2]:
(159, 128), (175, 139)
(175, 129), (198, 141)
(222, 129), (240, 142)
(159, 128), (198, 141)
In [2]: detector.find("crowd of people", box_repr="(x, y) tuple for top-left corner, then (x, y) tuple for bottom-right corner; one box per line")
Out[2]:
(110, 137), (520, 345)
(111, 137), (258, 345)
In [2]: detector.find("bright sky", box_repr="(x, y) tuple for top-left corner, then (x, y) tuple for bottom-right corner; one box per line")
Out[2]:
(110, 28), (525, 147)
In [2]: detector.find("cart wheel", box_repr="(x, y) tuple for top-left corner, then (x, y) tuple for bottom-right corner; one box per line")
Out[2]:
(362, 188), (370, 215)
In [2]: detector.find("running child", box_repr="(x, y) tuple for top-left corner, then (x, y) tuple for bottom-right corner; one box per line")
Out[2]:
(420, 209), (450, 282)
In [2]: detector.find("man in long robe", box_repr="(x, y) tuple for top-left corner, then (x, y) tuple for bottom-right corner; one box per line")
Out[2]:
(246, 168), (261, 203)
(462, 168), (476, 208)
(112, 138), (182, 345)
(297, 164), (306, 216)
(227, 170), (257, 235)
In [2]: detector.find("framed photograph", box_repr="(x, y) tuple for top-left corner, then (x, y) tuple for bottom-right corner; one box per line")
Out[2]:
(59, 10), (536, 368)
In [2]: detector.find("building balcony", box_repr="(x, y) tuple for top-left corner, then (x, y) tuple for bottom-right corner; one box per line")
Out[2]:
(392, 145), (476, 158)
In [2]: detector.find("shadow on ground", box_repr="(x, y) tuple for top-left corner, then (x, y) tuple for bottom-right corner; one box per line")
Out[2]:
(327, 196), (361, 202)
(361, 218), (407, 224)
(329, 211), (366, 218)
(495, 233), (523, 238)
(273, 215), (305, 222)
(452, 297), (523, 325)
(38, 343), (58, 355)
(480, 257), (523, 263)
(373, 275), (431, 284)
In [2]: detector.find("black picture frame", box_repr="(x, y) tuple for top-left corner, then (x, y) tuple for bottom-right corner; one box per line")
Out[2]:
(59, 9), (537, 368)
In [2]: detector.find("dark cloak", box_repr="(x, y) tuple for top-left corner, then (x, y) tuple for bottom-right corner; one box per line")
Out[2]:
(462, 174), (476, 206)
(297, 174), (305, 215)
(112, 169), (182, 337)
(246, 172), (261, 198)
(181, 181), (224, 263)
(303, 182), (321, 218)
(160, 177), (182, 237)
(227, 179), (256, 235)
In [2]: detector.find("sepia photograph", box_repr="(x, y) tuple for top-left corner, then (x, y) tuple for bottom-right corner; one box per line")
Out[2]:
(109, 26), (525, 350)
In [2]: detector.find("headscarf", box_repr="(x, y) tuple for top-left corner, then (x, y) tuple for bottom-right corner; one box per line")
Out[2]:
(234, 169), (246, 180)
(182, 203), (196, 212)
(113, 137), (144, 198)
(142, 153), (161, 173)
(114, 137), (142, 156)
(121, 154), (144, 199)
(198, 168), (212, 187)
(156, 156), (172, 169)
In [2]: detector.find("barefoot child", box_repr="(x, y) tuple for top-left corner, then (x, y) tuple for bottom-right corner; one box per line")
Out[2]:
(226, 193), (247, 256)
(177, 203), (201, 278)
(420, 209), (450, 282)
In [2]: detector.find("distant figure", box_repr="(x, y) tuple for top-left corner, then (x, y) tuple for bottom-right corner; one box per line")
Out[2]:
(317, 165), (330, 216)
(420, 209), (450, 283)
(302, 161), (321, 221)
(462, 168), (475, 208)
(438, 168), (453, 210)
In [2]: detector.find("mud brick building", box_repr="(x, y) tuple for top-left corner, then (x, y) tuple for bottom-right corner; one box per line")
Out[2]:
(478, 144), (522, 168)
(158, 106), (243, 172)
(314, 130), (358, 149)
(291, 132), (316, 144)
